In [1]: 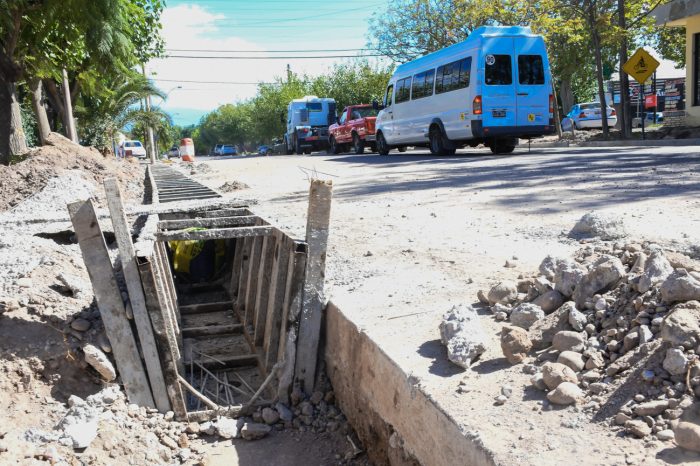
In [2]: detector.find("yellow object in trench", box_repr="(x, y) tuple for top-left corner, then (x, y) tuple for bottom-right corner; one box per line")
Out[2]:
(169, 228), (226, 275)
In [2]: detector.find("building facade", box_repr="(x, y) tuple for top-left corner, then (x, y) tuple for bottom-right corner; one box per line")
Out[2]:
(654, 0), (700, 125)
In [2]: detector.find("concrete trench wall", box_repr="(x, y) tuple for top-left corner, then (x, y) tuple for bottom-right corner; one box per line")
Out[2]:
(323, 302), (497, 466)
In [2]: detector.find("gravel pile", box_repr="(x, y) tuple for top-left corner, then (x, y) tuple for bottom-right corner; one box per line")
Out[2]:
(479, 241), (700, 450)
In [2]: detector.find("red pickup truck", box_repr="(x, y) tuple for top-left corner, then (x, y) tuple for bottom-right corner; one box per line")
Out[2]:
(328, 104), (378, 154)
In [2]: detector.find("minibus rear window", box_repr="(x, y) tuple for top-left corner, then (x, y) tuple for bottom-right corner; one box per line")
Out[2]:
(306, 102), (323, 112)
(518, 55), (545, 85)
(485, 55), (512, 85)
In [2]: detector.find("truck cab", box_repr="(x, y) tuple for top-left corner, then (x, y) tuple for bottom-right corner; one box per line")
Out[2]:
(328, 104), (379, 154)
(285, 96), (336, 155)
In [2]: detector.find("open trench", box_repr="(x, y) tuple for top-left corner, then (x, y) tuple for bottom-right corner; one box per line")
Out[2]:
(132, 165), (492, 466)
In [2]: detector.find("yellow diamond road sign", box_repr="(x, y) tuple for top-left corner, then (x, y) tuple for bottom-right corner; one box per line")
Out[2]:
(623, 48), (660, 84)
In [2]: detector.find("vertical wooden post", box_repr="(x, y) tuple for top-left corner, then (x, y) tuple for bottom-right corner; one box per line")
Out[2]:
(68, 200), (154, 407)
(254, 233), (277, 347)
(244, 236), (263, 327)
(138, 258), (188, 419)
(294, 179), (332, 393)
(234, 237), (252, 318)
(104, 178), (170, 412)
(261, 232), (290, 370)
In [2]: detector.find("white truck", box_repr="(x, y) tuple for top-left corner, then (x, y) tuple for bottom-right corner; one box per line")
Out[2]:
(284, 96), (336, 154)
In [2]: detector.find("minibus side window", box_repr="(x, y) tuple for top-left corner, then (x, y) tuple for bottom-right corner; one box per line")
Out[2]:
(412, 72), (426, 99)
(436, 58), (471, 94)
(411, 70), (435, 100)
(396, 77), (412, 103)
(518, 55), (545, 85)
(485, 55), (512, 85)
(384, 84), (394, 106)
(458, 57), (472, 88)
(424, 69), (435, 96)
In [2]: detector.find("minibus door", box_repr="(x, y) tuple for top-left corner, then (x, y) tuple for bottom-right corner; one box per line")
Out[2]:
(481, 38), (516, 129)
(514, 39), (549, 128)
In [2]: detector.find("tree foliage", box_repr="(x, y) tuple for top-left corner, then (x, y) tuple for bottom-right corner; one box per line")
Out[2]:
(193, 60), (393, 150)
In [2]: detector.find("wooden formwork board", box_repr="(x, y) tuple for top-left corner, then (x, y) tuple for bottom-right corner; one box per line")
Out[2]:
(68, 200), (155, 408)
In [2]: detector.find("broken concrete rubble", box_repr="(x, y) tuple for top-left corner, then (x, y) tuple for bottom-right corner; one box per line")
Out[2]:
(439, 304), (487, 368)
(569, 211), (627, 241)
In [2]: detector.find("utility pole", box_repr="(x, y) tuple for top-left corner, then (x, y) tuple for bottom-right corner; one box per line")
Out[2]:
(62, 69), (78, 143)
(619, 0), (631, 138)
(142, 64), (157, 164)
(287, 64), (292, 83)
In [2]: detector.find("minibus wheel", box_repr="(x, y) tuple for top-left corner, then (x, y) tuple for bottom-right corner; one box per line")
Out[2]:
(377, 132), (390, 155)
(429, 127), (456, 155)
(489, 138), (516, 154)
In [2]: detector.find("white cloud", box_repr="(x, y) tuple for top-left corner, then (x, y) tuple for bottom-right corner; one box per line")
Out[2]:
(147, 3), (341, 117)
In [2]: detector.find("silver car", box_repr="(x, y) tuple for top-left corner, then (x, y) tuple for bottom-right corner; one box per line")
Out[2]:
(562, 102), (617, 130)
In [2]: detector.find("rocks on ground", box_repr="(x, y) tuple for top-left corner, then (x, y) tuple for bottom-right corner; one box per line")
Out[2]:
(481, 237), (700, 447)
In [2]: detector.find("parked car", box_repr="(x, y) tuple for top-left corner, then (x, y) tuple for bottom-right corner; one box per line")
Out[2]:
(270, 138), (286, 155)
(561, 102), (617, 131)
(375, 26), (554, 156)
(122, 140), (147, 158)
(258, 145), (270, 155)
(220, 144), (237, 156)
(632, 112), (663, 128)
(212, 144), (223, 156)
(329, 105), (379, 154)
(167, 146), (179, 158)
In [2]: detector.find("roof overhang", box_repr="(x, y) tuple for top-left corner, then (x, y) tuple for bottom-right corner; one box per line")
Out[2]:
(653, 0), (700, 26)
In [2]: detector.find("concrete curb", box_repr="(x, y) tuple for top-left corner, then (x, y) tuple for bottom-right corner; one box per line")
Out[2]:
(522, 141), (571, 148)
(576, 138), (700, 147)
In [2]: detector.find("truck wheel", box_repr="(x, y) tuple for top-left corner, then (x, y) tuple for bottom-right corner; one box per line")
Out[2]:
(376, 132), (390, 155)
(352, 133), (365, 154)
(329, 137), (339, 155)
(429, 127), (456, 155)
(285, 137), (293, 155)
(397, 146), (407, 153)
(294, 136), (302, 155)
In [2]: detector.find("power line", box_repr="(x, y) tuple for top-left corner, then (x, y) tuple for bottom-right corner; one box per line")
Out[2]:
(165, 48), (376, 53)
(166, 53), (387, 59)
(152, 78), (278, 85)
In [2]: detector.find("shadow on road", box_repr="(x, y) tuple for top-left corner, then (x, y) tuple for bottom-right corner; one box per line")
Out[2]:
(297, 147), (700, 214)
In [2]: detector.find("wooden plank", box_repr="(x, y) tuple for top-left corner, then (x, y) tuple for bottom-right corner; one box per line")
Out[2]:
(277, 242), (308, 403)
(156, 226), (274, 242)
(182, 324), (243, 338)
(180, 301), (233, 315)
(190, 353), (259, 370)
(155, 242), (182, 349)
(68, 200), (155, 408)
(234, 237), (252, 315)
(262, 233), (291, 372)
(244, 236), (263, 327)
(229, 239), (244, 298)
(157, 208), (252, 220)
(104, 178), (171, 413)
(294, 179), (332, 393)
(138, 258), (188, 419)
(159, 216), (259, 231)
(254, 233), (277, 347)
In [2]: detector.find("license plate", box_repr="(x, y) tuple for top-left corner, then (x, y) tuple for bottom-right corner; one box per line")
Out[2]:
(492, 110), (506, 118)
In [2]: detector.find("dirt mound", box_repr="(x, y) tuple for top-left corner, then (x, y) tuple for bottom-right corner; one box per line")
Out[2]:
(0, 132), (143, 211)
(219, 180), (250, 192)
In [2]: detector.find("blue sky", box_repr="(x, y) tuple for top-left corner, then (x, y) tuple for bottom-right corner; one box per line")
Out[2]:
(150, 0), (391, 125)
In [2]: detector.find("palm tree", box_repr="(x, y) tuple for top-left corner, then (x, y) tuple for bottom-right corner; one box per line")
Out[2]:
(76, 71), (168, 154)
